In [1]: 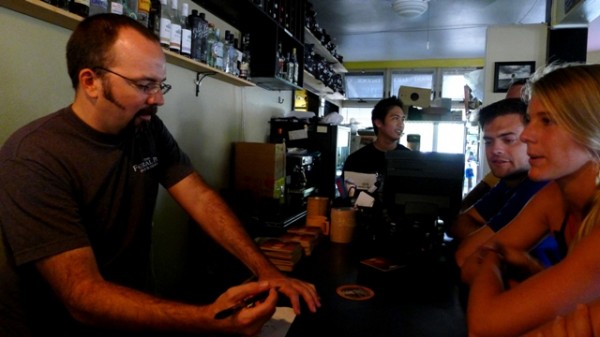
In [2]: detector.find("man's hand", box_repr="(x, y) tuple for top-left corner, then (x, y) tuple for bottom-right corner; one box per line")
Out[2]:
(212, 281), (278, 337)
(258, 274), (320, 315)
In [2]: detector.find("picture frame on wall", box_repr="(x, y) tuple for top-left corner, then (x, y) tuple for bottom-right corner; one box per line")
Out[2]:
(493, 61), (536, 93)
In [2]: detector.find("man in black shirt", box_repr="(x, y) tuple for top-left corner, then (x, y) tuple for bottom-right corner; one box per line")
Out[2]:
(343, 96), (410, 180)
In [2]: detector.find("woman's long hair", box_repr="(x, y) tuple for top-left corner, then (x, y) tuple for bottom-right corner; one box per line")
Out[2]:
(525, 63), (600, 244)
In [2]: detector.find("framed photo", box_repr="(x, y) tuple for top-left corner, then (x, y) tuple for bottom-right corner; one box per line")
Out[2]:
(493, 61), (536, 93)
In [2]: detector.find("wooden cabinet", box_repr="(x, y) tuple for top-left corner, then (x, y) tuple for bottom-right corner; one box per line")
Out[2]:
(1, 0), (255, 87)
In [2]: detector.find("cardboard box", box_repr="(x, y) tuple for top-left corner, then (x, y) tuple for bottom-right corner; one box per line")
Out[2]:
(233, 142), (286, 200)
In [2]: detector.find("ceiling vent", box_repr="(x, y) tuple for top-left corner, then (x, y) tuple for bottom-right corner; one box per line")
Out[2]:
(392, 0), (429, 17)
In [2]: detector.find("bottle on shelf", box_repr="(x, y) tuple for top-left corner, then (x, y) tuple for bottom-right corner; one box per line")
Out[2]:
(137, 0), (151, 27)
(190, 11), (209, 63)
(239, 33), (251, 80)
(147, 0), (160, 37)
(169, 0), (181, 53)
(159, 0), (171, 49)
(211, 28), (224, 70)
(287, 48), (295, 83)
(89, 0), (108, 16)
(223, 30), (234, 74)
(179, 2), (192, 58)
(123, 0), (138, 19)
(109, 0), (124, 14)
(205, 23), (217, 68)
(69, 0), (90, 17)
(276, 43), (285, 79)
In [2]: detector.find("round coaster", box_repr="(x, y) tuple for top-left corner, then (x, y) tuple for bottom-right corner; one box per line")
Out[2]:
(336, 284), (375, 301)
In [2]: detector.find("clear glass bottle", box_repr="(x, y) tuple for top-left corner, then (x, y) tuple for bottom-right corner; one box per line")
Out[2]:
(206, 23), (217, 68)
(212, 28), (224, 70)
(123, 0), (137, 19)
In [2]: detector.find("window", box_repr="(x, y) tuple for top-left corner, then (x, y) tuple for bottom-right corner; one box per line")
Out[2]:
(344, 72), (384, 100)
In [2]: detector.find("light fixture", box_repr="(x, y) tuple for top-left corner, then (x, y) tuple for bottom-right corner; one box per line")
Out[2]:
(392, 0), (429, 17)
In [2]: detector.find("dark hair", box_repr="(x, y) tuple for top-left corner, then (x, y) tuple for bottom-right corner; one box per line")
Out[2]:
(371, 96), (405, 135)
(478, 98), (527, 129)
(66, 13), (160, 89)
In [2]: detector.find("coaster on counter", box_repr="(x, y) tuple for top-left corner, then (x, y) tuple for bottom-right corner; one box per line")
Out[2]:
(336, 284), (375, 301)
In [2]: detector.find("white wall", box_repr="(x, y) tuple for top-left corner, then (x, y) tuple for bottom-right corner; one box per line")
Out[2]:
(0, 6), (293, 290)
(588, 50), (600, 64)
(483, 24), (548, 105)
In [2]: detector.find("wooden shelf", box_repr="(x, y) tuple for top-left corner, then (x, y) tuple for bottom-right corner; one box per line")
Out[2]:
(1, 0), (255, 87)
(303, 71), (345, 101)
(304, 28), (347, 74)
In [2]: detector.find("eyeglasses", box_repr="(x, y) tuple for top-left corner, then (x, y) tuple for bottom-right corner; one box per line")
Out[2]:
(93, 67), (172, 95)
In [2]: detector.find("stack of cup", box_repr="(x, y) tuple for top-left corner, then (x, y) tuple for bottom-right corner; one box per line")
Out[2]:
(330, 207), (357, 244)
(305, 196), (330, 235)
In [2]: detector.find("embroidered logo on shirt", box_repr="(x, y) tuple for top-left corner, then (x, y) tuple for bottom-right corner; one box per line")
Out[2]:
(133, 157), (159, 173)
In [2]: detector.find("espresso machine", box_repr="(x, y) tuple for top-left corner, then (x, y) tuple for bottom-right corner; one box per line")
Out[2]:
(286, 151), (320, 211)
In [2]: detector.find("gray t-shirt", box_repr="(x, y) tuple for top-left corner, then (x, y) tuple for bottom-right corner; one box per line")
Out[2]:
(0, 107), (194, 336)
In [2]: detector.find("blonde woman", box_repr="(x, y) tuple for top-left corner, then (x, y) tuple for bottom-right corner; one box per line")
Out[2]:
(462, 63), (600, 337)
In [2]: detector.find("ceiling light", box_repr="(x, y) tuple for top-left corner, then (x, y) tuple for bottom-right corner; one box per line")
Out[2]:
(392, 0), (429, 17)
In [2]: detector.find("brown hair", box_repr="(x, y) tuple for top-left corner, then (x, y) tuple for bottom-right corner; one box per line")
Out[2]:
(66, 13), (159, 88)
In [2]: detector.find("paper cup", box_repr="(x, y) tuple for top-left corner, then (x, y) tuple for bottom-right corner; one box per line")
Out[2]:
(330, 207), (356, 244)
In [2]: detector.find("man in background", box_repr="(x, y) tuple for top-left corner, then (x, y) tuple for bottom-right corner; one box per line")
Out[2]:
(343, 96), (410, 179)
(451, 98), (559, 267)
(460, 79), (527, 211)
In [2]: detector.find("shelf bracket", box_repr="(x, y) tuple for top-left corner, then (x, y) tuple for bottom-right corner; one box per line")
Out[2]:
(195, 71), (216, 96)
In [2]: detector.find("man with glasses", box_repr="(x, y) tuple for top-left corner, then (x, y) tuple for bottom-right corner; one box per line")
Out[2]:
(0, 14), (318, 336)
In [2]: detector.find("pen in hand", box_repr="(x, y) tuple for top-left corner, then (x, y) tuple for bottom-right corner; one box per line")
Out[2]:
(214, 290), (271, 320)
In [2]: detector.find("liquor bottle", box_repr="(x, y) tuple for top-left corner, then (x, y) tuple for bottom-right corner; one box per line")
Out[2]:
(239, 33), (251, 80)
(233, 38), (242, 77)
(169, 0), (181, 53)
(123, 0), (138, 19)
(212, 28), (224, 70)
(159, 0), (171, 49)
(137, 0), (151, 27)
(89, 0), (108, 16)
(198, 13), (209, 63)
(179, 2), (192, 58)
(223, 31), (233, 74)
(276, 43), (285, 78)
(109, 0), (124, 14)
(190, 11), (209, 63)
(292, 47), (299, 84)
(205, 23), (217, 68)
(148, 0), (161, 37)
(69, 0), (90, 17)
(287, 48), (296, 83)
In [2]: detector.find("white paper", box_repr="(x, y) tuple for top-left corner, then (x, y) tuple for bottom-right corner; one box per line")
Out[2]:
(258, 307), (296, 337)
(355, 191), (375, 208)
(344, 171), (377, 191)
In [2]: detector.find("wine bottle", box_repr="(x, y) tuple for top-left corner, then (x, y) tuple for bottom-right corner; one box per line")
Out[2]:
(169, 0), (181, 53)
(179, 2), (192, 58)
(69, 0), (90, 17)
(159, 0), (171, 49)
(148, 0), (161, 37)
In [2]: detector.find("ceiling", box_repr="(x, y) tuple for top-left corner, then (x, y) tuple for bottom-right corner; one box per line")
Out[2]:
(308, 0), (600, 62)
